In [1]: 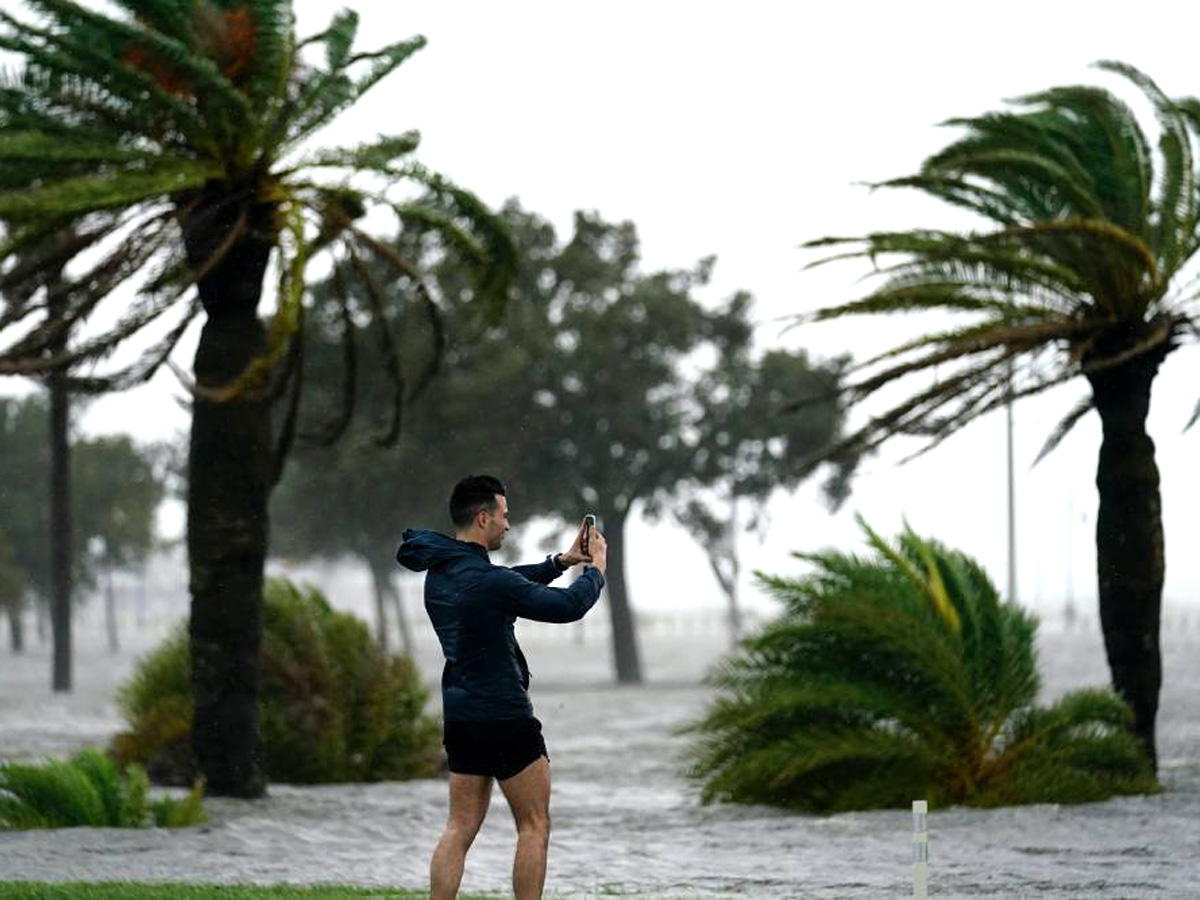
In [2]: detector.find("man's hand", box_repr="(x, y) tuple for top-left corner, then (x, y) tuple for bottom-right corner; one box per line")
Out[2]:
(587, 526), (607, 576)
(559, 517), (608, 575)
(558, 517), (593, 567)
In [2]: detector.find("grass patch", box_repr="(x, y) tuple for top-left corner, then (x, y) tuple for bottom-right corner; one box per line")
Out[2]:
(0, 885), (505, 900)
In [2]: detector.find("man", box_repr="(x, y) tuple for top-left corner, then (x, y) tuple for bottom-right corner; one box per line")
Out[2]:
(396, 474), (607, 900)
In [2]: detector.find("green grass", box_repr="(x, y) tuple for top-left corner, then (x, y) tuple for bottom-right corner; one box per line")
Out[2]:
(0, 886), (505, 900)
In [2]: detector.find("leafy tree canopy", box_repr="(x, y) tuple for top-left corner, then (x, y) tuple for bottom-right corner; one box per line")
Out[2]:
(0, 393), (165, 600)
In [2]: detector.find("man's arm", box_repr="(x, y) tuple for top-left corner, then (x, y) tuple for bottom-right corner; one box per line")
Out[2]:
(510, 555), (565, 585)
(485, 566), (605, 623)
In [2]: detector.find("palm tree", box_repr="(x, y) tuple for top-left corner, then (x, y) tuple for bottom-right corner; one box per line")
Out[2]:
(682, 519), (1156, 811)
(0, 1), (512, 796)
(795, 63), (1200, 771)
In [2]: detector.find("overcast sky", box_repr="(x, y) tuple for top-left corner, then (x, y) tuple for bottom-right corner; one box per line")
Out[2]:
(7, 1), (1200, 615)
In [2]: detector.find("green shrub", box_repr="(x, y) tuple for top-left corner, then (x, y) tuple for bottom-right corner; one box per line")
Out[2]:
(682, 517), (1158, 812)
(113, 578), (441, 785)
(0, 749), (205, 829)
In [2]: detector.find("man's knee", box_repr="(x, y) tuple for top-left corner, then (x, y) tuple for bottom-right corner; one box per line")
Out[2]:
(444, 817), (485, 852)
(517, 809), (551, 841)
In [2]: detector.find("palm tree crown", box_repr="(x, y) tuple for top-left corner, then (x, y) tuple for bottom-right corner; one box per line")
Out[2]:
(682, 519), (1156, 811)
(0, 0), (511, 433)
(801, 62), (1200, 460)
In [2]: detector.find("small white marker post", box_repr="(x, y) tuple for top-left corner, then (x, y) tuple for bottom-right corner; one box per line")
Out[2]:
(912, 799), (929, 898)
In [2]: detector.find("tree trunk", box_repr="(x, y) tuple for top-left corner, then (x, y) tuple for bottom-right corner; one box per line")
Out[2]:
(367, 561), (390, 652)
(105, 566), (120, 654)
(6, 599), (23, 653)
(725, 495), (742, 649)
(184, 188), (276, 799)
(389, 575), (414, 657)
(137, 561), (148, 629)
(48, 309), (72, 692)
(600, 508), (642, 684)
(1087, 347), (1167, 771)
(35, 596), (47, 645)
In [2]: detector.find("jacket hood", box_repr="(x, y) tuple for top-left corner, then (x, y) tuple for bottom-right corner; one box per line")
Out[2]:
(396, 528), (485, 572)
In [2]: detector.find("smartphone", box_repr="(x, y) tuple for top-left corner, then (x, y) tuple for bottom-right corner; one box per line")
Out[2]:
(582, 514), (596, 554)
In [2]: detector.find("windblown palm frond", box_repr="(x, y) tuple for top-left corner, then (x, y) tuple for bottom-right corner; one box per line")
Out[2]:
(0, 1), (513, 451)
(795, 62), (1200, 463)
(681, 518), (1156, 811)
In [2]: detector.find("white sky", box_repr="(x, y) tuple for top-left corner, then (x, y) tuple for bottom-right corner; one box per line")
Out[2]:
(6, 1), (1200, 615)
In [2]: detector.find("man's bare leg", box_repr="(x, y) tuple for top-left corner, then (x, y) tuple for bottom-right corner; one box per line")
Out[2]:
(499, 756), (551, 900)
(430, 773), (493, 900)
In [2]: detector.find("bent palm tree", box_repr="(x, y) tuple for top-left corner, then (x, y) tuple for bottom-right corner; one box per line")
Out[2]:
(683, 519), (1156, 811)
(797, 63), (1200, 770)
(0, 2), (512, 796)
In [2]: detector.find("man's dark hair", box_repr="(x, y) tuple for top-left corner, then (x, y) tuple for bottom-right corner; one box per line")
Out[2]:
(450, 475), (507, 529)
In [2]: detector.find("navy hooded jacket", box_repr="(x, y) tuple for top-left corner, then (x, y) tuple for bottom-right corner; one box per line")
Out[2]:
(396, 528), (605, 721)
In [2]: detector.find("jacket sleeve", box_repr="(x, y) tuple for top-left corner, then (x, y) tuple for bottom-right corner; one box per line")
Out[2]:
(485, 566), (605, 623)
(510, 555), (562, 585)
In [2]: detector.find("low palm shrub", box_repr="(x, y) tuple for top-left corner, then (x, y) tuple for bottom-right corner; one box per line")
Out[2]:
(113, 578), (441, 785)
(0, 749), (204, 829)
(683, 518), (1158, 811)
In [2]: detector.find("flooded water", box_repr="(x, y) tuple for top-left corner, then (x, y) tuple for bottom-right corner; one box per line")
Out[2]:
(2, 604), (1199, 898)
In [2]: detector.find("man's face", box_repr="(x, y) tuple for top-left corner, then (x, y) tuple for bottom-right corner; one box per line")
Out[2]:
(481, 494), (510, 551)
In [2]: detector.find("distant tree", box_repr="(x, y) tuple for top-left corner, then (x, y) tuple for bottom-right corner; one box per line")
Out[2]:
(794, 63), (1200, 770)
(73, 434), (166, 652)
(681, 337), (855, 647)
(0, 220), (79, 686)
(0, 395), (164, 650)
(271, 243), (528, 653)
(509, 211), (749, 684)
(277, 204), (850, 686)
(0, 527), (29, 652)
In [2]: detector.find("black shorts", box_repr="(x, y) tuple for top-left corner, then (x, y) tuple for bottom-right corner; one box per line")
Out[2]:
(443, 716), (548, 781)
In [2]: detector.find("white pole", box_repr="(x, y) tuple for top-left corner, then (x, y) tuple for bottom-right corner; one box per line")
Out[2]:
(913, 799), (928, 898)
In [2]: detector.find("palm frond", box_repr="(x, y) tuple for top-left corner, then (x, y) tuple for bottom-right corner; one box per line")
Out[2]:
(283, 33), (426, 149)
(291, 130), (421, 175)
(27, 0), (253, 121)
(0, 163), (216, 221)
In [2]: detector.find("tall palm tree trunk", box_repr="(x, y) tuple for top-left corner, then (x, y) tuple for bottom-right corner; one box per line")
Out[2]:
(599, 507), (642, 684)
(1087, 348), (1167, 771)
(48, 299), (72, 693)
(184, 189), (276, 799)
